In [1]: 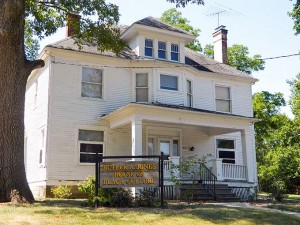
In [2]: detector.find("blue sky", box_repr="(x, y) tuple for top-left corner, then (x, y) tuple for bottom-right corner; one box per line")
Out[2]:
(40, 0), (300, 117)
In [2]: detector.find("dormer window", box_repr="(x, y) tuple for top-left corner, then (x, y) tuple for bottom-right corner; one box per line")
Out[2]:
(158, 41), (166, 59)
(145, 39), (153, 57)
(171, 43), (179, 61)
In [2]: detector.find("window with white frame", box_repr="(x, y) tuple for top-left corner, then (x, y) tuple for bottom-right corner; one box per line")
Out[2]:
(81, 67), (103, 99)
(186, 79), (192, 107)
(136, 73), (148, 102)
(216, 139), (235, 164)
(78, 130), (104, 163)
(145, 39), (153, 57)
(158, 41), (166, 59)
(171, 43), (179, 61)
(160, 74), (178, 91)
(215, 85), (231, 112)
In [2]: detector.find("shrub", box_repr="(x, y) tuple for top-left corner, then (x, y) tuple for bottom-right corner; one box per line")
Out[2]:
(135, 189), (159, 207)
(51, 184), (72, 199)
(110, 188), (134, 207)
(78, 176), (97, 205)
(269, 180), (288, 202)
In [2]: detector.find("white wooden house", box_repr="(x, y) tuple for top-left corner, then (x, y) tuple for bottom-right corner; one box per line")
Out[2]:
(24, 17), (259, 199)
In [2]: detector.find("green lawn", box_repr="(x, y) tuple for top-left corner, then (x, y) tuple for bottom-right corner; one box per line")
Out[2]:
(267, 203), (300, 213)
(0, 199), (299, 225)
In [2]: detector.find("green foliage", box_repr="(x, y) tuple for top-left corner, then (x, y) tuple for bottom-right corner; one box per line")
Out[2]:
(160, 8), (202, 52)
(166, 0), (204, 8)
(289, 0), (300, 35)
(203, 44), (214, 59)
(51, 184), (72, 199)
(77, 175), (97, 205)
(24, 19), (39, 60)
(135, 189), (159, 207)
(269, 180), (288, 202)
(287, 73), (300, 119)
(24, 0), (126, 55)
(110, 188), (134, 207)
(227, 44), (265, 74)
(203, 44), (265, 74)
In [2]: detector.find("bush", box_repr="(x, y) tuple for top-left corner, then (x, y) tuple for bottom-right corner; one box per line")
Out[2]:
(110, 188), (134, 207)
(51, 184), (72, 199)
(135, 189), (159, 207)
(269, 180), (288, 202)
(78, 176), (96, 205)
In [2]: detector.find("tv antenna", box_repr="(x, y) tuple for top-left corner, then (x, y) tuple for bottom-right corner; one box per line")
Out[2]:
(206, 3), (244, 27)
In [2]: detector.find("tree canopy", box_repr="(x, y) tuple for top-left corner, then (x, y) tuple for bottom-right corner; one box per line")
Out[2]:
(160, 8), (202, 51)
(289, 0), (300, 35)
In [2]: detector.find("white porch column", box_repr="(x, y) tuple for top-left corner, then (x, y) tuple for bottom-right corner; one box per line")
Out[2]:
(131, 119), (143, 159)
(241, 127), (256, 183)
(211, 159), (223, 181)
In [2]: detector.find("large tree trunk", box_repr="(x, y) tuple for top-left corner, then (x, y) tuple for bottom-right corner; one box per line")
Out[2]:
(0, 0), (44, 203)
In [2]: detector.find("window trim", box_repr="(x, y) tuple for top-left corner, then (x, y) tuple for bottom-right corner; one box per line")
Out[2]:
(215, 85), (232, 113)
(160, 74), (179, 91)
(77, 129), (105, 165)
(216, 138), (236, 164)
(81, 67), (103, 100)
(144, 38), (154, 58)
(39, 127), (46, 167)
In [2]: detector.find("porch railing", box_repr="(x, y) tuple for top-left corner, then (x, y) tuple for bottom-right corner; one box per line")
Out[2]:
(199, 163), (216, 200)
(163, 160), (171, 178)
(222, 163), (247, 180)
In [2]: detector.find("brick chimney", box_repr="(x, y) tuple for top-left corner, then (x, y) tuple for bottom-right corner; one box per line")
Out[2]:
(212, 25), (228, 64)
(66, 12), (81, 37)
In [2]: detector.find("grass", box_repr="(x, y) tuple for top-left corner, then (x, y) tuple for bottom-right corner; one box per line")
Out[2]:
(0, 199), (300, 225)
(267, 203), (300, 213)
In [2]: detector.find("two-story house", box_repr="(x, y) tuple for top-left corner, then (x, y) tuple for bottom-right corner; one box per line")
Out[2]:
(24, 16), (259, 199)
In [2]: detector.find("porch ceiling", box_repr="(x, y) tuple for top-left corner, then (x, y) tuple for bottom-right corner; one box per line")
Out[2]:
(101, 103), (259, 131)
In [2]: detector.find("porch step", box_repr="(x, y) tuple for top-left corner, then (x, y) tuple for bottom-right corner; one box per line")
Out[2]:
(179, 183), (240, 202)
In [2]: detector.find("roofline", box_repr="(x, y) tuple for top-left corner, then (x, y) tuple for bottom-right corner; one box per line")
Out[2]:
(101, 103), (260, 123)
(121, 23), (195, 44)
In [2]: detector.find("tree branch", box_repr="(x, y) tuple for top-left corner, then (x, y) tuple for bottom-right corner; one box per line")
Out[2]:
(25, 59), (45, 77)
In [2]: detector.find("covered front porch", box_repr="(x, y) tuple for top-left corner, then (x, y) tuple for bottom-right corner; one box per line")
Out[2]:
(101, 103), (258, 184)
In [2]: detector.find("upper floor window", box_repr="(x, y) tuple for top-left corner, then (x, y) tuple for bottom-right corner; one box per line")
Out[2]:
(78, 129), (104, 163)
(160, 74), (178, 91)
(81, 67), (102, 99)
(215, 86), (231, 113)
(136, 73), (148, 102)
(171, 43), (179, 61)
(158, 41), (166, 59)
(216, 139), (235, 164)
(145, 39), (153, 57)
(186, 80), (192, 107)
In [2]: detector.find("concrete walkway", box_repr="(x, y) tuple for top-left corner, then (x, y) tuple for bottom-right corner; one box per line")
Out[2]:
(206, 202), (300, 218)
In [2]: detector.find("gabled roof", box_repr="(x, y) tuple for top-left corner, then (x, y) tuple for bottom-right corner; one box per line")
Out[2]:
(133, 16), (192, 35)
(46, 37), (138, 60)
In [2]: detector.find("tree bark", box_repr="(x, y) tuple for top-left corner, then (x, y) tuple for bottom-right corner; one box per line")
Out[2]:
(0, 0), (44, 203)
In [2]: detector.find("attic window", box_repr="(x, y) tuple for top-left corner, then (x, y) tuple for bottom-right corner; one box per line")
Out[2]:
(158, 41), (166, 59)
(171, 44), (179, 61)
(145, 39), (153, 57)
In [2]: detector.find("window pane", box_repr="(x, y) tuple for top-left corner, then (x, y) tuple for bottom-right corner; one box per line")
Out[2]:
(158, 41), (166, 50)
(219, 150), (235, 159)
(216, 99), (231, 112)
(222, 159), (235, 164)
(158, 50), (166, 59)
(171, 52), (179, 61)
(80, 153), (104, 163)
(79, 130), (104, 141)
(187, 94), (192, 107)
(160, 141), (170, 156)
(145, 47), (153, 57)
(173, 140), (179, 156)
(80, 143), (103, 154)
(136, 74), (148, 87)
(81, 83), (102, 98)
(82, 67), (102, 83)
(160, 74), (178, 91)
(216, 86), (230, 99)
(145, 39), (153, 47)
(136, 88), (148, 102)
(171, 44), (178, 52)
(187, 80), (192, 93)
(217, 139), (235, 149)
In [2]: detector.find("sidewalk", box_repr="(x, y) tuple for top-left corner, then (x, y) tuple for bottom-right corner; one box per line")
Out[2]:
(206, 202), (300, 218)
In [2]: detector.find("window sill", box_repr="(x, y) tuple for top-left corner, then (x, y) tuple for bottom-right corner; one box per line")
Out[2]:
(80, 97), (105, 102)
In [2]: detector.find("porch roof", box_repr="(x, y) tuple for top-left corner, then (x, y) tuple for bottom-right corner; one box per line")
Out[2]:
(101, 102), (259, 130)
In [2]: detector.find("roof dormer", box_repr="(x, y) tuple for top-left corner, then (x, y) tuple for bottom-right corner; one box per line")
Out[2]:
(121, 17), (195, 63)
